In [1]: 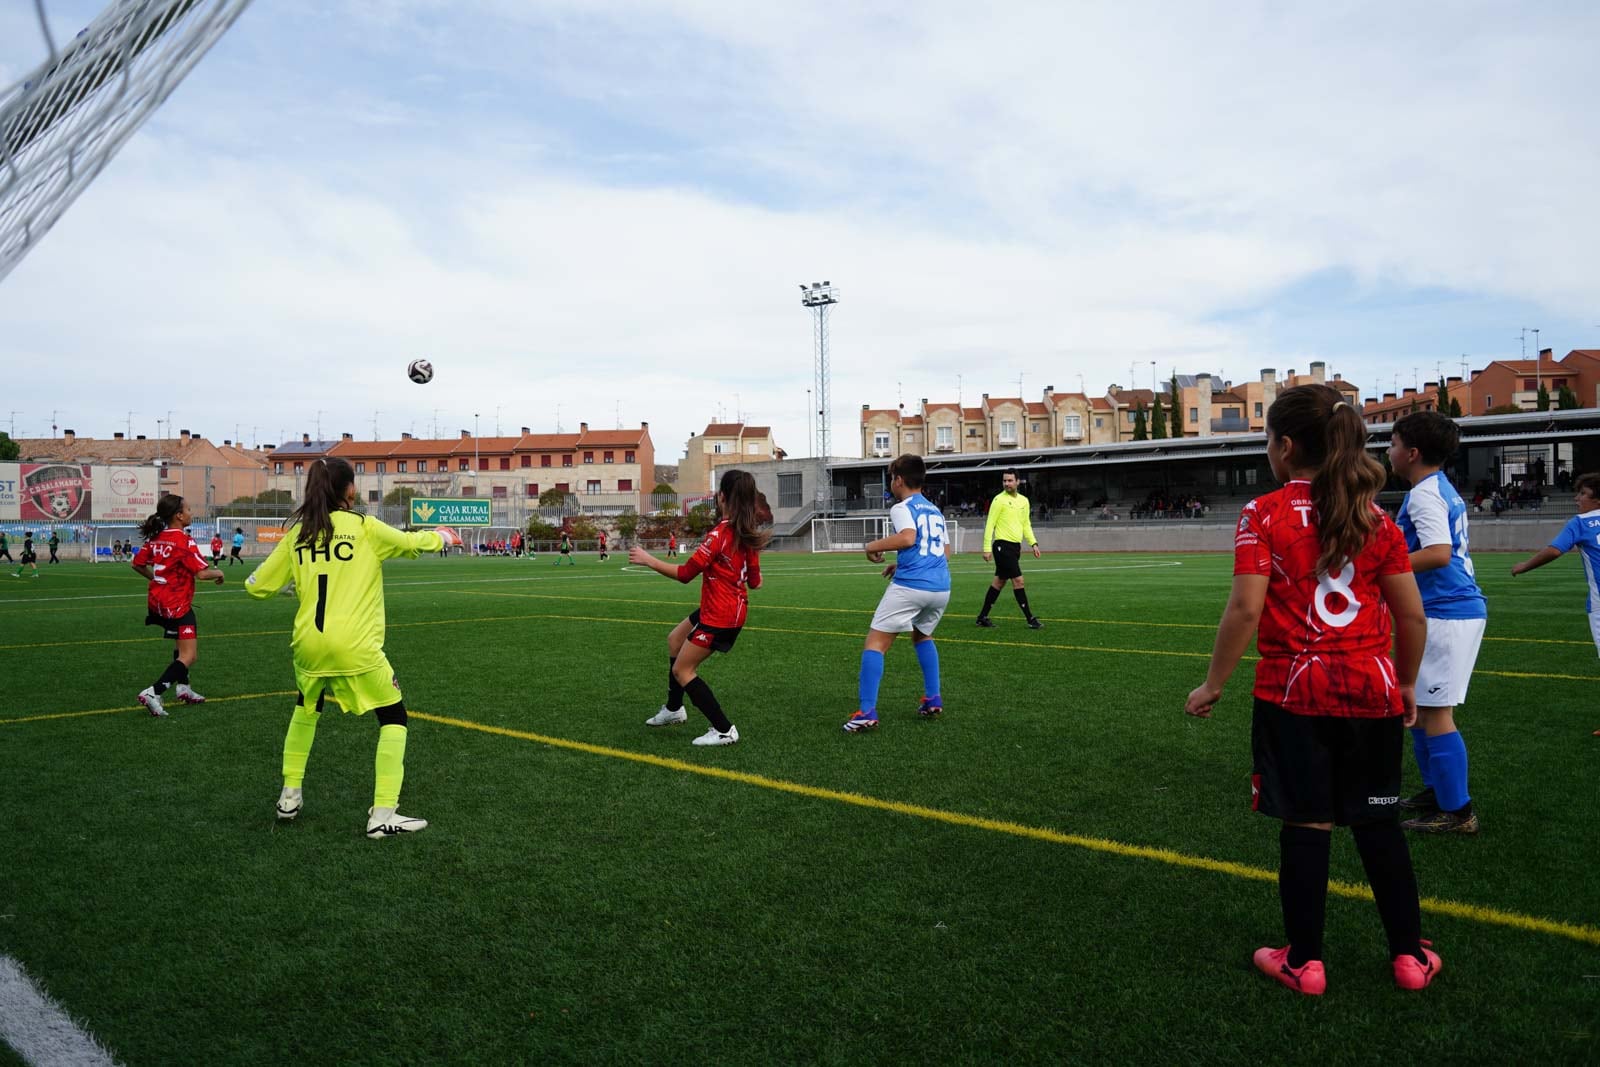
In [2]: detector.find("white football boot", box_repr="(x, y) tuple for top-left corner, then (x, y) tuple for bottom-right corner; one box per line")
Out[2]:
(645, 706), (688, 726)
(366, 807), (428, 839)
(691, 724), (739, 747)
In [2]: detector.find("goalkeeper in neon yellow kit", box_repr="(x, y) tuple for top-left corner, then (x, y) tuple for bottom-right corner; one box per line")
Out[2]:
(246, 456), (461, 838)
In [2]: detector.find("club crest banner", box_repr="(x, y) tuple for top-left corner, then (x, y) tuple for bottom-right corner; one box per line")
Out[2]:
(21, 463), (92, 521)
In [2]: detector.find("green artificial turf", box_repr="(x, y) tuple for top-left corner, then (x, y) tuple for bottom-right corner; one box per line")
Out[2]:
(2, 550), (1597, 1063)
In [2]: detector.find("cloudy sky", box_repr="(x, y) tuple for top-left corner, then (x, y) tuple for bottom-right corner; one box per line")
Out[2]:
(2, 0), (1596, 460)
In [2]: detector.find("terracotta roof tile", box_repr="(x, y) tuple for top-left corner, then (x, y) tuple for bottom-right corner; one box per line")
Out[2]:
(702, 423), (745, 436)
(576, 429), (648, 447)
(901, 415), (924, 426)
(961, 407), (983, 419)
(1025, 402), (1048, 415)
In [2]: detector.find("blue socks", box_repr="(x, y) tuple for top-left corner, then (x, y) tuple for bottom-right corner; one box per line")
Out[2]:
(1427, 730), (1471, 812)
(858, 649), (884, 713)
(914, 640), (941, 704)
(1408, 727), (1432, 789)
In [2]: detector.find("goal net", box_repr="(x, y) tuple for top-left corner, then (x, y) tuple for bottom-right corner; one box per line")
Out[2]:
(811, 516), (961, 554)
(1, 0), (255, 283)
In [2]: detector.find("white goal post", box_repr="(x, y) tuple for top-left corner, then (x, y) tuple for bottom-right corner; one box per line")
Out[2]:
(811, 515), (962, 554)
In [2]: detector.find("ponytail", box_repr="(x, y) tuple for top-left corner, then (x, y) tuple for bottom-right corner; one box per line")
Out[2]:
(717, 468), (772, 552)
(1266, 384), (1386, 576)
(139, 494), (185, 541)
(289, 457), (356, 550)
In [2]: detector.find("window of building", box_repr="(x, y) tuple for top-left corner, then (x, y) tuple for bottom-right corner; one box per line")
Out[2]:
(1245, 468), (1259, 485)
(1000, 419), (1017, 441)
(461, 485), (474, 496)
(1126, 412), (1136, 425)
(618, 479), (632, 491)
(1030, 422), (1040, 433)
(586, 480), (602, 494)
(1062, 414), (1081, 438)
(368, 490), (381, 503)
(936, 425), (953, 447)
(1189, 408), (1198, 424)
(873, 431), (890, 452)
(555, 482), (569, 493)
(355, 462), (365, 474)
(583, 451), (595, 464)
(712, 442), (730, 454)
(499, 457), (510, 470)
(478, 457), (489, 471)
(968, 428), (978, 437)
(624, 450), (635, 463)
(1255, 402), (1263, 417)
(541, 454), (552, 468)
(395, 461), (406, 473)
(417, 460), (427, 473)
(746, 442), (760, 454)
(1485, 394), (1493, 407)
(274, 462), (284, 474)
(1216, 469), (1229, 487)
(1094, 417), (1104, 429)
(526, 483), (539, 496)
(492, 485), (507, 498)
(562, 454), (573, 467)
(779, 473), (803, 509)
(459, 459), (469, 471)
(375, 462), (385, 474)
(604, 451), (614, 463)
(520, 455), (530, 468)
(294, 462), (304, 472)
(1523, 379), (1537, 390)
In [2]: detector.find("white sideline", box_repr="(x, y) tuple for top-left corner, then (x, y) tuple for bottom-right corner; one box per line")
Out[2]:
(0, 954), (120, 1066)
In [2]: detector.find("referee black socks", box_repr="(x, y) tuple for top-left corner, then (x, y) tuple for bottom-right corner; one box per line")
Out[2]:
(979, 586), (1001, 619)
(1013, 588), (1033, 620)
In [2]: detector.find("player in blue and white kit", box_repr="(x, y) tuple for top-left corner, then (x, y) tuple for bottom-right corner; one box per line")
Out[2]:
(1388, 412), (1486, 834)
(844, 454), (953, 733)
(1510, 472), (1600, 736)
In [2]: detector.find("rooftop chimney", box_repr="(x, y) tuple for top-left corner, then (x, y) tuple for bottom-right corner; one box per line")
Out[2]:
(264, 444), (275, 452)
(342, 432), (353, 441)
(114, 432), (125, 440)
(461, 430), (471, 439)
(62, 430), (75, 443)
(1539, 348), (1553, 361)
(1403, 387), (1416, 397)
(1309, 361), (1326, 384)
(401, 432), (413, 440)
(303, 433), (311, 445)
(862, 403), (870, 411)
(521, 426), (530, 435)
(1384, 392), (1396, 401)
(136, 435), (147, 440)
(641, 421), (648, 431)
(579, 422), (589, 433)
(1447, 376), (1462, 384)
(224, 440), (232, 446)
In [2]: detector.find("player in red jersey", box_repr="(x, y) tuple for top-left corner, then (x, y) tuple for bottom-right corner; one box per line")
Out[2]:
(1186, 385), (1437, 996)
(130, 494), (225, 717)
(629, 469), (770, 746)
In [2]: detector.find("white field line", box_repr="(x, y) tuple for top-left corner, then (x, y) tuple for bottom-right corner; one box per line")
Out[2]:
(0, 955), (120, 1066)
(0, 561), (1190, 605)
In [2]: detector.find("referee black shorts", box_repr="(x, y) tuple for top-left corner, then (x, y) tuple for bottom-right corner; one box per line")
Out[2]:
(991, 539), (1023, 580)
(1251, 698), (1403, 826)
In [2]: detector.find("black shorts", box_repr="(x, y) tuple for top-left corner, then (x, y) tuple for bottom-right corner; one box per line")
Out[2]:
(20, 550), (36, 564)
(1251, 698), (1403, 826)
(230, 546), (243, 557)
(146, 609), (199, 640)
(686, 609), (740, 653)
(992, 539), (1023, 580)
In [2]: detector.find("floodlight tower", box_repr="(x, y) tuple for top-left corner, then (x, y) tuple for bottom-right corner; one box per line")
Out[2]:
(800, 281), (839, 514)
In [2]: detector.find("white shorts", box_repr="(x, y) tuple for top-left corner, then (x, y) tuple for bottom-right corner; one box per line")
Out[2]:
(870, 584), (950, 635)
(1589, 612), (1600, 659)
(1416, 616), (1487, 708)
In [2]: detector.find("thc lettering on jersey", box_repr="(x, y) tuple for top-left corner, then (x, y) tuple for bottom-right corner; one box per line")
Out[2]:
(294, 537), (356, 564)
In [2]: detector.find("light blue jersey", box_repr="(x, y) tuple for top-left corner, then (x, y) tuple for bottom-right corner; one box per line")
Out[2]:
(1396, 471), (1486, 620)
(1551, 510), (1600, 613)
(888, 492), (950, 593)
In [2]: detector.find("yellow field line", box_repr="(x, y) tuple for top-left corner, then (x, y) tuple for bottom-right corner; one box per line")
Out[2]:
(413, 710), (1600, 948)
(0, 690), (296, 725)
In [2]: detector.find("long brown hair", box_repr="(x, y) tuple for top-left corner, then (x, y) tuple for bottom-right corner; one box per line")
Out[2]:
(289, 456), (357, 550)
(1266, 384), (1386, 576)
(138, 494), (185, 541)
(717, 468), (771, 551)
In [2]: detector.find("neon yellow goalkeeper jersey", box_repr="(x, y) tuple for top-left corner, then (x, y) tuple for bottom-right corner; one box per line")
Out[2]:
(245, 511), (442, 676)
(983, 491), (1036, 551)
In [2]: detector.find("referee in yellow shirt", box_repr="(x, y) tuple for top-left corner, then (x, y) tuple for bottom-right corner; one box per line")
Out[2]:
(978, 470), (1043, 629)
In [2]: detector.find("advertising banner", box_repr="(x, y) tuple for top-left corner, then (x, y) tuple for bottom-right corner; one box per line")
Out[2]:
(91, 465), (159, 521)
(20, 463), (92, 522)
(0, 463), (17, 520)
(410, 497), (491, 527)
(256, 526), (287, 543)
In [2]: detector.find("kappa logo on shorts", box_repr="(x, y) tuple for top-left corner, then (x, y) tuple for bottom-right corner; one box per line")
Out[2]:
(178, 626), (196, 639)
(1368, 795), (1399, 805)
(690, 630), (713, 648)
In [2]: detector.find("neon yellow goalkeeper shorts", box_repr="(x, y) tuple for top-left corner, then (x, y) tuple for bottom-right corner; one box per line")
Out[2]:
(295, 659), (403, 715)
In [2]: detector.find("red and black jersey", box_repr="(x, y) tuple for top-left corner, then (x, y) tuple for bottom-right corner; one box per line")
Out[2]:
(132, 529), (210, 618)
(678, 520), (761, 629)
(1234, 480), (1412, 718)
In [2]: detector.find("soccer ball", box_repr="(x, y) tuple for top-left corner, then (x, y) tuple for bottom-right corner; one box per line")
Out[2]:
(408, 359), (434, 384)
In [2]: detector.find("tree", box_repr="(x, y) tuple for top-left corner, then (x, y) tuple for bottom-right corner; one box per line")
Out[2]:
(382, 486), (415, 506)
(538, 487), (569, 508)
(525, 516), (560, 543)
(1449, 398), (1463, 418)
(1171, 373), (1183, 436)
(568, 517), (600, 543)
(684, 501), (718, 537)
(1485, 403), (1523, 415)
(651, 482), (675, 495)
(1557, 385), (1579, 410)
(255, 489), (293, 505)
(638, 508), (681, 541)
(1536, 384), (1551, 411)
(615, 511), (641, 544)
(1131, 402), (1148, 441)
(1435, 379), (1450, 414)
(1151, 393), (1167, 439)
(0, 432), (17, 461)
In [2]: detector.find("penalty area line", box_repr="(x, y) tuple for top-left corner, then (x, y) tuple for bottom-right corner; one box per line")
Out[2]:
(0, 954), (120, 1067)
(0, 691), (296, 725)
(413, 711), (1600, 949)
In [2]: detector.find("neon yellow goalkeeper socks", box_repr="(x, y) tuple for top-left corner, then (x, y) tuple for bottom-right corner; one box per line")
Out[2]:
(373, 724), (408, 809)
(281, 705), (320, 788)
